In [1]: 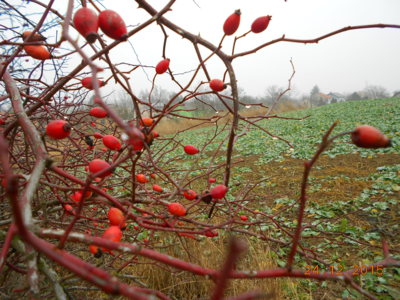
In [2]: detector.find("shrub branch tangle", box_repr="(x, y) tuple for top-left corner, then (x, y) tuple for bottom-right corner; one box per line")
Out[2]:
(0, 0), (399, 299)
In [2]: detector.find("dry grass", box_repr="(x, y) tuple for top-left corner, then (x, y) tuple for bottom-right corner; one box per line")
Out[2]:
(155, 103), (307, 136)
(122, 235), (288, 300)
(155, 115), (220, 136)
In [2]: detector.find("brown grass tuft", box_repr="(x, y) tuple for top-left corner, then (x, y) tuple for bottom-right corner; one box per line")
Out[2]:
(124, 235), (286, 299)
(155, 102), (307, 136)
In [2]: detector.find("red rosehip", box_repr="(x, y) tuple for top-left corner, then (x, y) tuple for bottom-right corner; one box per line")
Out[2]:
(168, 202), (186, 217)
(209, 79), (226, 92)
(208, 178), (216, 183)
(89, 245), (97, 254)
(251, 15), (272, 33)
(89, 107), (108, 118)
(136, 173), (148, 184)
(88, 159), (112, 178)
(184, 145), (199, 155)
(223, 9), (241, 36)
(81, 77), (105, 90)
(210, 184), (228, 199)
(46, 120), (71, 139)
(21, 31), (46, 42)
(73, 7), (99, 43)
(351, 125), (391, 149)
(108, 207), (125, 227)
(152, 130), (159, 138)
(93, 132), (103, 139)
(63, 204), (75, 215)
(126, 128), (145, 151)
(99, 10), (128, 41)
(102, 226), (122, 243)
(130, 138), (144, 151)
(152, 184), (163, 193)
(183, 189), (197, 200)
(89, 245), (102, 258)
(23, 45), (51, 60)
(70, 190), (92, 202)
(205, 230), (214, 237)
(140, 117), (154, 127)
(102, 135), (121, 151)
(155, 59), (170, 74)
(205, 229), (218, 237)
(240, 215), (248, 221)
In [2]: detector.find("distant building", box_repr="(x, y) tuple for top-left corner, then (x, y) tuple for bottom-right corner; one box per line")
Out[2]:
(327, 92), (346, 103)
(318, 93), (331, 101)
(310, 92), (330, 106)
(312, 92), (345, 105)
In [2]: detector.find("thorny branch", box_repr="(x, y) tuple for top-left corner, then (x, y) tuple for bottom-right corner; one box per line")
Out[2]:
(0, 0), (398, 299)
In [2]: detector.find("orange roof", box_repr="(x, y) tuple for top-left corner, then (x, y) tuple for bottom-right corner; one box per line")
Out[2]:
(318, 93), (331, 99)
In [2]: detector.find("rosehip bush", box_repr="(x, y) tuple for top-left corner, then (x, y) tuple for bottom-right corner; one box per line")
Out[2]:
(0, 1), (398, 300)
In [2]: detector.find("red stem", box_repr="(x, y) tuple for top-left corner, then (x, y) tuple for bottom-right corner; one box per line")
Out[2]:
(0, 223), (17, 273)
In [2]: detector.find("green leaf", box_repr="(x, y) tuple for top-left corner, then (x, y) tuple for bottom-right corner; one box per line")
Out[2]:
(338, 218), (348, 232)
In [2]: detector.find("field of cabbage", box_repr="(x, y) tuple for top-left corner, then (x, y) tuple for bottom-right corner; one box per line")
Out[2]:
(149, 98), (400, 299)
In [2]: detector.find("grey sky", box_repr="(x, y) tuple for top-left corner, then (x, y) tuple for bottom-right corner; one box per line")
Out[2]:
(99, 0), (400, 97)
(9, 0), (400, 98)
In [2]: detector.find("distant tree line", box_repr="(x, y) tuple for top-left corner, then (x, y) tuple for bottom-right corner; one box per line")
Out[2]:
(308, 84), (397, 107)
(94, 83), (399, 118)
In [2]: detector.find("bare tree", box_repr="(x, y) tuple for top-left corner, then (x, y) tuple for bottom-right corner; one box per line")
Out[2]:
(110, 90), (135, 120)
(363, 84), (389, 99)
(309, 84), (326, 106)
(264, 85), (285, 104)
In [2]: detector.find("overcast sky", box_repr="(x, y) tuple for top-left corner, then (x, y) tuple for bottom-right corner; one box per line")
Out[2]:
(98, 0), (400, 97)
(14, 0), (400, 98)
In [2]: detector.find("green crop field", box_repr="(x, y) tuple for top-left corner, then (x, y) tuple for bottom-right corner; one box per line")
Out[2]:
(107, 98), (400, 299)
(157, 98), (399, 162)
(144, 98), (400, 299)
